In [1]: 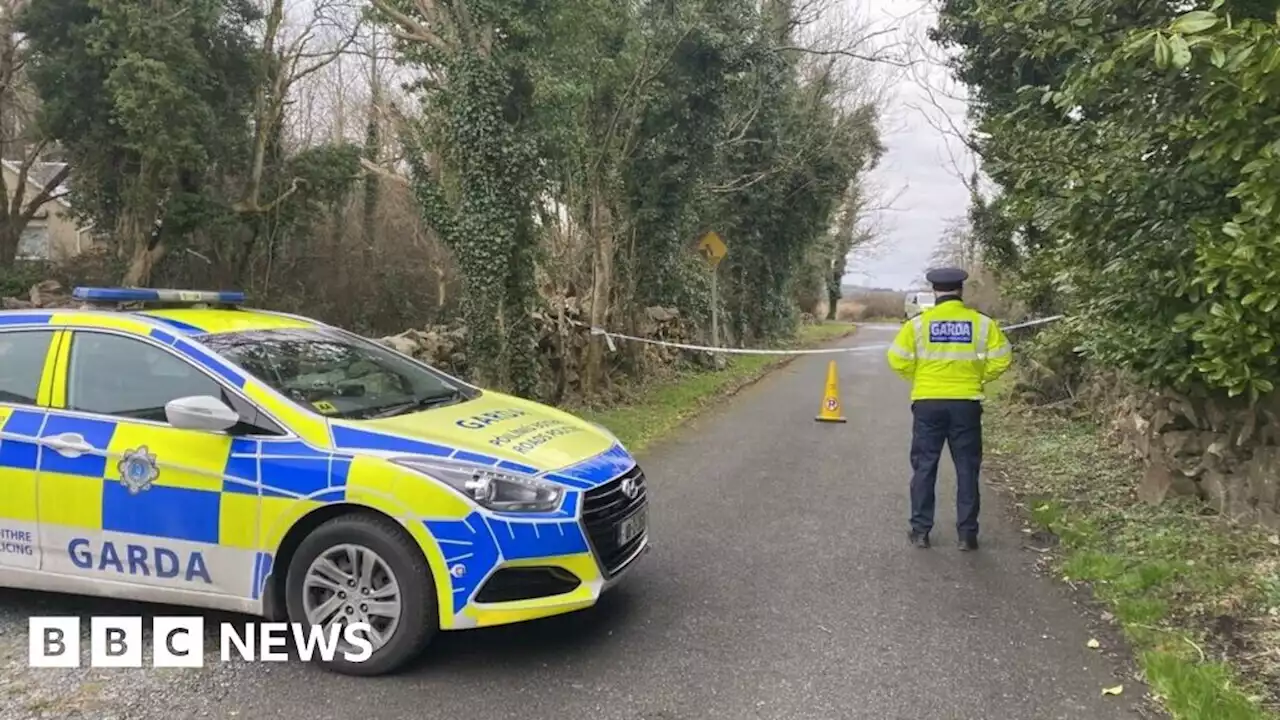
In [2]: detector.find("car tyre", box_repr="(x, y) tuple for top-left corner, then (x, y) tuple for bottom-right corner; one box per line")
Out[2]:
(284, 512), (437, 676)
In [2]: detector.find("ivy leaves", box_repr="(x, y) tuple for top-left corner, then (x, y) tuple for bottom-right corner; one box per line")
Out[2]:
(381, 0), (881, 392)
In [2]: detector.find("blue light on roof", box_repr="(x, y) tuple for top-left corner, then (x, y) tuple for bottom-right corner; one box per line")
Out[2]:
(72, 287), (246, 304)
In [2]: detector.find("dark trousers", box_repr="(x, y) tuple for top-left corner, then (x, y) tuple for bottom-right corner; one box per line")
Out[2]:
(909, 399), (983, 538)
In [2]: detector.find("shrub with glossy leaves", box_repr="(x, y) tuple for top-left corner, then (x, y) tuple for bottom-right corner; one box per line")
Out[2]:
(934, 0), (1280, 401)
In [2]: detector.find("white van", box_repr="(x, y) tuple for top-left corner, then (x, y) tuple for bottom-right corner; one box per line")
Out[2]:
(904, 291), (936, 319)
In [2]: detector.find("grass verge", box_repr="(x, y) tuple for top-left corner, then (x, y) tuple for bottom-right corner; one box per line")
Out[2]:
(578, 321), (857, 453)
(986, 381), (1280, 720)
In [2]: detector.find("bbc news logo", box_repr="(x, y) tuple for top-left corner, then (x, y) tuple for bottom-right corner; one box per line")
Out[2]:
(28, 617), (374, 667)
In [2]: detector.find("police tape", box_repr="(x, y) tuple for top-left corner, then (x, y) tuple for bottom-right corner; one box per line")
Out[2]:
(579, 325), (879, 355)
(1002, 315), (1065, 331)
(568, 314), (1064, 356)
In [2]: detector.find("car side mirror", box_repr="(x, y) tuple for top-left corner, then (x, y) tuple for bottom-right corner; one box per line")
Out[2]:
(165, 395), (241, 432)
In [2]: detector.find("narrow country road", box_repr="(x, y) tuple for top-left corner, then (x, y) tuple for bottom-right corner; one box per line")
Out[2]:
(0, 324), (1152, 720)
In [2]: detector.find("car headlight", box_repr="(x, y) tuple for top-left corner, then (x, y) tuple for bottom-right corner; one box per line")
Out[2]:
(392, 458), (564, 513)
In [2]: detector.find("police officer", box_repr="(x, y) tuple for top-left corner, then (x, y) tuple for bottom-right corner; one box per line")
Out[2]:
(886, 268), (1012, 550)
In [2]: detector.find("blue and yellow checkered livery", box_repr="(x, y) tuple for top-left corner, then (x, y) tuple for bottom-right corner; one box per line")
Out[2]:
(0, 295), (648, 633)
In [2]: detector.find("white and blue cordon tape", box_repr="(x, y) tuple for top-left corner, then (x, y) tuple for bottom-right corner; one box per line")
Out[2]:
(572, 315), (1065, 356)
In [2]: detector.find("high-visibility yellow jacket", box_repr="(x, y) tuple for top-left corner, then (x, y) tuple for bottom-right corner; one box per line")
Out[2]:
(887, 297), (1012, 401)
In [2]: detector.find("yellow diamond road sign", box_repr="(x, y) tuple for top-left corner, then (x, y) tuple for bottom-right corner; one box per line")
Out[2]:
(697, 231), (727, 268)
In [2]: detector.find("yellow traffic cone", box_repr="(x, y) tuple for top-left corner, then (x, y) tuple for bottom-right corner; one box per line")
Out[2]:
(815, 359), (847, 423)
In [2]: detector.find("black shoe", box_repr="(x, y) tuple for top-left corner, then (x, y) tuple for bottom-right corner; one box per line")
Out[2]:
(908, 530), (930, 549)
(958, 536), (979, 551)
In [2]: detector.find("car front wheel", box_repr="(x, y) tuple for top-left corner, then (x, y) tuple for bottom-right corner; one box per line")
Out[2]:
(284, 513), (437, 676)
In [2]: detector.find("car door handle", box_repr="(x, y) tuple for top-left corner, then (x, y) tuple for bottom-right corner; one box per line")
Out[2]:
(41, 433), (96, 458)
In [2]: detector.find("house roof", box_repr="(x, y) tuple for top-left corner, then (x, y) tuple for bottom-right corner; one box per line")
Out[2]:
(1, 159), (71, 208)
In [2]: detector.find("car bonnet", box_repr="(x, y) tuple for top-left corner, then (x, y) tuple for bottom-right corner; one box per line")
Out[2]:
(326, 391), (625, 480)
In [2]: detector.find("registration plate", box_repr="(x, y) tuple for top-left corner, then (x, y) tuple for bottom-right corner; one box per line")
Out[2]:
(617, 508), (647, 545)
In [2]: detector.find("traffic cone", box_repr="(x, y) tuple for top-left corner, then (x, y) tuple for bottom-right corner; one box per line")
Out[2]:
(815, 359), (847, 423)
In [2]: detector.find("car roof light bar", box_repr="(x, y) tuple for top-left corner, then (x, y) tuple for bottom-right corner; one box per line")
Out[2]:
(71, 287), (246, 306)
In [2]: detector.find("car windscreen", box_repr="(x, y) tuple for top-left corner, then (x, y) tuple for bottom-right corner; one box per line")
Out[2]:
(199, 327), (474, 420)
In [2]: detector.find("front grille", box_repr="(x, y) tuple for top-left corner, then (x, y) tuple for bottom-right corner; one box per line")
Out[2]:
(582, 464), (648, 576)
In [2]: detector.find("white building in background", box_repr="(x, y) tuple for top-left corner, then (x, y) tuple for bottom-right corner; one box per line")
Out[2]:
(1, 160), (98, 261)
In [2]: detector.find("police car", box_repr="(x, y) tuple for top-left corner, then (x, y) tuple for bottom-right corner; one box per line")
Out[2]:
(0, 287), (649, 675)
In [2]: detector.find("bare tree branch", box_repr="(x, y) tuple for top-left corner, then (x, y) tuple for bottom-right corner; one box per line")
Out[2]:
(293, 32), (360, 83)
(238, 0), (365, 214)
(369, 0), (450, 53)
(774, 45), (918, 68)
(19, 163), (70, 225)
(360, 157), (409, 185)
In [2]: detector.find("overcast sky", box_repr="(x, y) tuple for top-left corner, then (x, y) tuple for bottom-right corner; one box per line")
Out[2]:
(842, 0), (973, 291)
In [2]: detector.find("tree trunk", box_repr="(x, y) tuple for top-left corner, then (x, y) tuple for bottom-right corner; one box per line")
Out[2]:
(122, 242), (166, 286)
(434, 264), (447, 309)
(114, 206), (145, 265)
(115, 184), (165, 286)
(240, 0), (285, 214)
(234, 216), (265, 283)
(583, 185), (614, 394)
(503, 207), (540, 399)
(0, 223), (19, 267)
(362, 40), (382, 248)
(0, 23), (18, 164)
(826, 257), (845, 321)
(362, 121), (380, 247)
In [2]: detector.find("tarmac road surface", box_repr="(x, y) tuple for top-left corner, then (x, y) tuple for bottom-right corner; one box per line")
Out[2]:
(0, 324), (1153, 720)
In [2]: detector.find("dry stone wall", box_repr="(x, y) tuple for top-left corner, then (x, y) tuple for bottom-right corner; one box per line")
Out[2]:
(1084, 373), (1280, 528)
(375, 296), (695, 387)
(2, 279), (79, 309)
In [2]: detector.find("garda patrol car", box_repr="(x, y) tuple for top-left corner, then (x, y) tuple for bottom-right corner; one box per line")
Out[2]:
(0, 287), (649, 675)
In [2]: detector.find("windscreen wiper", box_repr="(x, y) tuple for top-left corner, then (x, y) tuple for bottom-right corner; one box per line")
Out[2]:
(413, 388), (465, 409)
(365, 389), (465, 419)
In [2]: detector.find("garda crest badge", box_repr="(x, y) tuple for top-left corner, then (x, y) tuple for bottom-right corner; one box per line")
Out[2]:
(118, 446), (159, 495)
